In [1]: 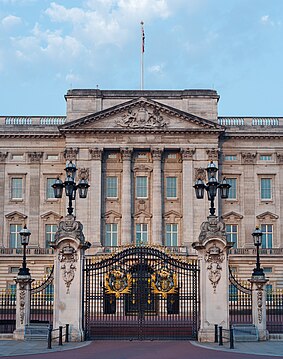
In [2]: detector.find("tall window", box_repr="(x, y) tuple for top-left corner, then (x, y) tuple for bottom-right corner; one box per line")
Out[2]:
(166, 177), (177, 198)
(261, 224), (273, 249)
(226, 178), (237, 199)
(45, 224), (58, 248)
(226, 224), (238, 248)
(11, 178), (23, 199)
(9, 224), (22, 248)
(165, 224), (178, 246)
(136, 176), (148, 198)
(46, 178), (56, 199)
(105, 224), (118, 246)
(106, 176), (118, 198)
(136, 224), (148, 246)
(260, 178), (272, 200)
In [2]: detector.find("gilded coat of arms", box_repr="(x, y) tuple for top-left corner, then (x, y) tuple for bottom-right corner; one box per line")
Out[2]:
(105, 269), (132, 298)
(151, 267), (178, 298)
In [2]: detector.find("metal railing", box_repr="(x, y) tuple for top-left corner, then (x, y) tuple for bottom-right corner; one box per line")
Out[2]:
(215, 324), (234, 349)
(0, 290), (16, 333)
(266, 292), (283, 333)
(47, 324), (69, 349)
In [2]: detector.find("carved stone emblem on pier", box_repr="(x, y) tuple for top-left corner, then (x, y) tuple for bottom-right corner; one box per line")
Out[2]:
(198, 216), (226, 243)
(204, 244), (225, 293)
(55, 214), (85, 243)
(116, 106), (168, 129)
(58, 245), (78, 294)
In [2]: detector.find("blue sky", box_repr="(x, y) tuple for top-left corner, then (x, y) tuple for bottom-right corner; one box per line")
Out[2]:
(0, 0), (283, 117)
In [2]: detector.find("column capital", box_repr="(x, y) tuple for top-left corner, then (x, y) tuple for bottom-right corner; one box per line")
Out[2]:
(64, 147), (79, 161)
(181, 147), (195, 160)
(206, 148), (219, 161)
(0, 152), (8, 162)
(89, 147), (103, 160)
(27, 152), (43, 163)
(121, 147), (133, 160)
(151, 147), (163, 160)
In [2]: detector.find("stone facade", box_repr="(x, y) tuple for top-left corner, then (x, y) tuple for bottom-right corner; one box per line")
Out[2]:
(0, 90), (282, 293)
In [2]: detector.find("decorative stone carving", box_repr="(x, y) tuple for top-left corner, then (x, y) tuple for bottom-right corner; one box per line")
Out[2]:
(64, 147), (79, 161)
(195, 168), (206, 181)
(204, 244), (225, 293)
(181, 148), (195, 160)
(58, 245), (78, 294)
(241, 152), (257, 164)
(55, 214), (85, 243)
(78, 168), (89, 181)
(151, 147), (163, 160)
(198, 215), (226, 243)
(0, 152), (8, 162)
(89, 148), (102, 160)
(276, 152), (283, 163)
(257, 290), (263, 324)
(116, 106), (168, 129)
(19, 284), (26, 324)
(5, 211), (27, 222)
(206, 149), (219, 161)
(28, 152), (43, 162)
(121, 147), (133, 161)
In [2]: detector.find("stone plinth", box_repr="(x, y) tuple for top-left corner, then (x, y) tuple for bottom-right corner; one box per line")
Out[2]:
(193, 215), (233, 342)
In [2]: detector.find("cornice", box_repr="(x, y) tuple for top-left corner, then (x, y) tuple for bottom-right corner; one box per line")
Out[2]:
(59, 128), (222, 135)
(0, 133), (63, 139)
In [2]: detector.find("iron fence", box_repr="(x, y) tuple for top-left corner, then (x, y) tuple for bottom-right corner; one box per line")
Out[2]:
(0, 290), (16, 333)
(266, 292), (283, 333)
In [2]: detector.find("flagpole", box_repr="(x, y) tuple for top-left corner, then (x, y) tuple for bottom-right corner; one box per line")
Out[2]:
(140, 21), (144, 90)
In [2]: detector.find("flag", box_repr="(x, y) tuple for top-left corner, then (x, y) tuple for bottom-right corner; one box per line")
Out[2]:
(141, 21), (145, 53)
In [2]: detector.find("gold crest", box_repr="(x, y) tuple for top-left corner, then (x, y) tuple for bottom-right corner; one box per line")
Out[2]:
(151, 267), (178, 298)
(105, 269), (132, 298)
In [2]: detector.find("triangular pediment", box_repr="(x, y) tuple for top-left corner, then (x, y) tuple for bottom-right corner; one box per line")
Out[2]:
(164, 210), (182, 220)
(5, 211), (27, 221)
(221, 211), (243, 222)
(40, 211), (62, 221)
(60, 97), (221, 133)
(256, 211), (279, 221)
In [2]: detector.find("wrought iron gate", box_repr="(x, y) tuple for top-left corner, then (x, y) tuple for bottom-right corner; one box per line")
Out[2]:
(84, 247), (199, 340)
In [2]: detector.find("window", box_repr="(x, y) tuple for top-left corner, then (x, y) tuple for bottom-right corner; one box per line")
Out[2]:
(224, 155), (237, 161)
(136, 224), (148, 246)
(226, 224), (238, 248)
(263, 267), (272, 273)
(106, 176), (118, 198)
(165, 224), (178, 246)
(226, 178), (237, 199)
(45, 224), (58, 248)
(260, 178), (272, 200)
(136, 176), (148, 198)
(105, 224), (118, 246)
(261, 224), (273, 249)
(10, 267), (19, 274)
(11, 178), (23, 199)
(46, 178), (57, 199)
(166, 177), (177, 198)
(9, 224), (22, 248)
(260, 155), (272, 161)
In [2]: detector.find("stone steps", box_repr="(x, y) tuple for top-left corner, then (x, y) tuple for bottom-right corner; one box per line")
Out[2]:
(232, 324), (259, 342)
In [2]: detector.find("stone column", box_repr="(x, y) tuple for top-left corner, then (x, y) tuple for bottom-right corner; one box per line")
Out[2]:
(181, 148), (195, 247)
(89, 148), (103, 247)
(151, 148), (163, 245)
(0, 152), (7, 246)
(121, 148), (132, 245)
(193, 215), (232, 342)
(249, 276), (269, 341)
(13, 274), (33, 340)
(52, 215), (91, 341)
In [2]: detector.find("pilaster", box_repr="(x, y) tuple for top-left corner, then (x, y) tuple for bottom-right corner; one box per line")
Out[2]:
(151, 148), (163, 245)
(121, 148), (132, 245)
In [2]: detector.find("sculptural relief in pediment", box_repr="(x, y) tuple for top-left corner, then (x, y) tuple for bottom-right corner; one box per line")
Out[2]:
(116, 106), (168, 129)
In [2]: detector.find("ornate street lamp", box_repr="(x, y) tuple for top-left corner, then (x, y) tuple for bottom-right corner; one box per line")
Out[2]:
(252, 226), (265, 277)
(52, 161), (90, 215)
(18, 225), (31, 276)
(193, 161), (231, 216)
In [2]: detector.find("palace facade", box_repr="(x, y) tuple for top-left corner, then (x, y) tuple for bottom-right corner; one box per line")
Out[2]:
(0, 89), (282, 291)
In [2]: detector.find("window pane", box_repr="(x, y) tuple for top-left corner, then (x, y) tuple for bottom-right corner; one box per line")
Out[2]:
(136, 176), (148, 198)
(106, 176), (118, 197)
(45, 224), (58, 248)
(9, 224), (22, 248)
(165, 224), (178, 246)
(226, 224), (238, 248)
(226, 178), (237, 199)
(46, 178), (56, 199)
(261, 178), (272, 200)
(105, 224), (118, 246)
(261, 224), (273, 249)
(11, 178), (23, 199)
(166, 177), (177, 198)
(136, 223), (148, 246)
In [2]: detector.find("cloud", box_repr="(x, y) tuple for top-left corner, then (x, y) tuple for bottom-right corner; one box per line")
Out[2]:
(1, 15), (22, 29)
(148, 63), (165, 75)
(260, 15), (281, 27)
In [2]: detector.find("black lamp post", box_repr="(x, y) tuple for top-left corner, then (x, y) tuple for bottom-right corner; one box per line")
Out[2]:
(52, 161), (90, 215)
(252, 226), (265, 277)
(18, 225), (31, 276)
(193, 161), (231, 216)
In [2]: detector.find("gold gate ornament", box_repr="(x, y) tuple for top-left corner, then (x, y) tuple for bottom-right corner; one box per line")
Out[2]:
(105, 269), (132, 298)
(151, 268), (178, 298)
